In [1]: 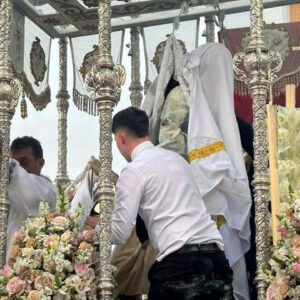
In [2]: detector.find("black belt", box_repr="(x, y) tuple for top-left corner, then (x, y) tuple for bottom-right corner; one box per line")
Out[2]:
(173, 243), (220, 255)
(119, 295), (148, 300)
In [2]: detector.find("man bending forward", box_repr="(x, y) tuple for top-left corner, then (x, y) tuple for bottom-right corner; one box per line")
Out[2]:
(110, 107), (233, 300)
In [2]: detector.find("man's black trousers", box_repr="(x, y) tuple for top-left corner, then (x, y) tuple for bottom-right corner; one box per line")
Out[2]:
(148, 243), (233, 300)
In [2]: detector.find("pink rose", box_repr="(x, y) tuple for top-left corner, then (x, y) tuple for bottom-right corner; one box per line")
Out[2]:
(277, 226), (289, 238)
(43, 236), (59, 248)
(43, 262), (56, 273)
(34, 250), (42, 263)
(26, 282), (32, 292)
(266, 284), (282, 300)
(69, 232), (78, 247)
(0, 264), (13, 278)
(82, 230), (95, 242)
(17, 266), (28, 278)
(294, 263), (300, 274)
(51, 216), (70, 231)
(34, 272), (55, 290)
(292, 247), (300, 259)
(12, 230), (25, 245)
(74, 263), (90, 277)
(6, 276), (25, 296)
(43, 236), (54, 248)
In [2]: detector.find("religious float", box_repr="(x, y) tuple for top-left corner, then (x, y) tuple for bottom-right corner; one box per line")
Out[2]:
(0, 0), (299, 299)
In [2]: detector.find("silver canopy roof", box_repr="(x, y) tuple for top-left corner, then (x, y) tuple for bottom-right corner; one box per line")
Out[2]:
(14, 0), (300, 38)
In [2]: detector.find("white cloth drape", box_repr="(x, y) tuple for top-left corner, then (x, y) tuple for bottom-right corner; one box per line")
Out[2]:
(70, 171), (94, 229)
(181, 43), (252, 266)
(142, 41), (252, 300)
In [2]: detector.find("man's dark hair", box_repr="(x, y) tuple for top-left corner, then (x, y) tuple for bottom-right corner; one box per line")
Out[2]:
(10, 136), (43, 159)
(112, 107), (149, 138)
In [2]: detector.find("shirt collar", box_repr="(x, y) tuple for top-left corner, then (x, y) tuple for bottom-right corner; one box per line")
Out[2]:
(131, 141), (154, 161)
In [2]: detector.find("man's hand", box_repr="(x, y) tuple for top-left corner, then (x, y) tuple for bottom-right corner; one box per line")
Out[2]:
(244, 153), (253, 173)
(141, 239), (150, 250)
(85, 216), (100, 228)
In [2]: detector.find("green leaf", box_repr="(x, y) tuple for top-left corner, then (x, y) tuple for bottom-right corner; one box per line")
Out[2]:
(272, 256), (285, 265)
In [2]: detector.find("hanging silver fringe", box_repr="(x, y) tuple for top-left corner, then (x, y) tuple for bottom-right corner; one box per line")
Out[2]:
(20, 89), (28, 119)
(73, 89), (99, 116)
(235, 71), (300, 99)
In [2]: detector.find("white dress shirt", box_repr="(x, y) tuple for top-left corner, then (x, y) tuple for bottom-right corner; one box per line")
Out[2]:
(7, 159), (57, 260)
(112, 141), (223, 261)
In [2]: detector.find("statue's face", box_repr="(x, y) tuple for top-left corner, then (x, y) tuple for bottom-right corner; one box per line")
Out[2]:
(151, 41), (167, 74)
(151, 39), (187, 74)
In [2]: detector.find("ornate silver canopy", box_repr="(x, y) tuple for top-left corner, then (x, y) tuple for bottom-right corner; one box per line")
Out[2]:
(13, 0), (297, 38)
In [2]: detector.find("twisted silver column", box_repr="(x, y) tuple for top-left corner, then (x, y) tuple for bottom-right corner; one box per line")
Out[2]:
(129, 27), (143, 108)
(85, 0), (125, 298)
(0, 0), (21, 267)
(205, 16), (215, 43)
(233, 0), (282, 298)
(55, 38), (70, 189)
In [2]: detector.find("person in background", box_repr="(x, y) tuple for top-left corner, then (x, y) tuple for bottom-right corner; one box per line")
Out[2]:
(7, 136), (57, 260)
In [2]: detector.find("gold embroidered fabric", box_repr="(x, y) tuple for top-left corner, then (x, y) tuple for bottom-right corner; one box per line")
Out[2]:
(188, 142), (225, 162)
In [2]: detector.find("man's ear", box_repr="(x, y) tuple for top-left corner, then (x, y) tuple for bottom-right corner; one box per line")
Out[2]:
(120, 132), (127, 145)
(39, 158), (45, 169)
(116, 131), (126, 145)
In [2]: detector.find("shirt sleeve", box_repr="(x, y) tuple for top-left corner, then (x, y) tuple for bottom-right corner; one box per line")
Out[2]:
(112, 166), (144, 244)
(8, 159), (57, 215)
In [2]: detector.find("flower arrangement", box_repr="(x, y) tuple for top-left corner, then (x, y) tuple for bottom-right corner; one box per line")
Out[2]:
(263, 189), (300, 300)
(277, 106), (300, 204)
(262, 106), (300, 299)
(0, 187), (99, 300)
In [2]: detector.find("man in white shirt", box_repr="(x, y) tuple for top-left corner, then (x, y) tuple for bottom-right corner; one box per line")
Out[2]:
(7, 136), (57, 260)
(105, 107), (233, 299)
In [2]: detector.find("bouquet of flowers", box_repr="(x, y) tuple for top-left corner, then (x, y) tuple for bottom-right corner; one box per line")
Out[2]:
(277, 107), (300, 203)
(0, 188), (99, 300)
(263, 189), (300, 300)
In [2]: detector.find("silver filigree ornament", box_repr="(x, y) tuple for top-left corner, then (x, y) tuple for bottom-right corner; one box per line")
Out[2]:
(85, 63), (125, 105)
(232, 0), (283, 297)
(84, 1), (126, 297)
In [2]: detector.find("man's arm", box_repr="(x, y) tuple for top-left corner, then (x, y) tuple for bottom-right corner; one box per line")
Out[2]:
(8, 159), (57, 215)
(112, 166), (144, 244)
